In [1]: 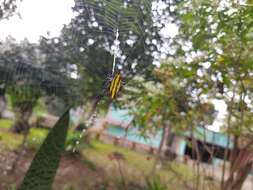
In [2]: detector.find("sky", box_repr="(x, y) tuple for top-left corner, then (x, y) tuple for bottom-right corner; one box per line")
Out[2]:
(208, 100), (226, 132)
(0, 0), (75, 42)
(0, 0), (226, 132)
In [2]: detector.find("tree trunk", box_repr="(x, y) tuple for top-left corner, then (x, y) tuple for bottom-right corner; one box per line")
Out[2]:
(0, 95), (7, 118)
(0, 86), (6, 118)
(223, 148), (252, 190)
(150, 124), (171, 176)
(231, 162), (252, 190)
(222, 137), (238, 189)
(223, 161), (252, 190)
(192, 138), (201, 190)
(11, 103), (33, 134)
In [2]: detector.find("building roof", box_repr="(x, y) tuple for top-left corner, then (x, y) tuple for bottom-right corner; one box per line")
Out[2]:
(184, 127), (233, 149)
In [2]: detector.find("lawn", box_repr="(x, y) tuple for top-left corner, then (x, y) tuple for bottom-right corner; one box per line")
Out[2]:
(0, 118), (195, 190)
(0, 119), (14, 129)
(82, 140), (194, 189)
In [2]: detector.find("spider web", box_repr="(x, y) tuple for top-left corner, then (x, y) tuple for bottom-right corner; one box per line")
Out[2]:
(0, 1), (171, 187)
(75, 0), (152, 35)
(0, 0), (170, 105)
(65, 0), (168, 74)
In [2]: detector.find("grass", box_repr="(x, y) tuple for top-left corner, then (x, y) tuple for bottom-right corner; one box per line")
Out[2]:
(86, 140), (153, 173)
(26, 128), (49, 149)
(0, 118), (22, 151)
(0, 119), (195, 189)
(0, 119), (14, 129)
(0, 118), (82, 151)
(0, 128), (48, 151)
(82, 140), (194, 189)
(0, 131), (22, 150)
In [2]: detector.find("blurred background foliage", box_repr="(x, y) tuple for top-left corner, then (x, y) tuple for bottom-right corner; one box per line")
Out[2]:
(0, 0), (252, 190)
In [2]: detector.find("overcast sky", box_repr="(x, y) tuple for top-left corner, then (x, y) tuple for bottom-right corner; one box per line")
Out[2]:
(0, 0), (226, 132)
(0, 0), (74, 42)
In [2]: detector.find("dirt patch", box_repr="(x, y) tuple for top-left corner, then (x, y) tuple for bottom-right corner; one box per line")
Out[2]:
(0, 149), (109, 190)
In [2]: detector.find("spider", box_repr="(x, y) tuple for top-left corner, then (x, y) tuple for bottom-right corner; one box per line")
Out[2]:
(106, 71), (122, 99)
(84, 72), (123, 121)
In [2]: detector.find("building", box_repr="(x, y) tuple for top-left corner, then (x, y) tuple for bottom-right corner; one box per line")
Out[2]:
(98, 107), (233, 165)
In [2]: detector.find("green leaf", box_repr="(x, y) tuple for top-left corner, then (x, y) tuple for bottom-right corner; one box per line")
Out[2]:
(19, 109), (70, 190)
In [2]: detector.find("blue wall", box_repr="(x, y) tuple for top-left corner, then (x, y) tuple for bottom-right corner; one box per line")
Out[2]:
(107, 107), (233, 151)
(108, 107), (133, 123)
(106, 126), (162, 148)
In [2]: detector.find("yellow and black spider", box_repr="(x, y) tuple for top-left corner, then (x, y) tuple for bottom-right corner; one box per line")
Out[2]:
(107, 72), (122, 99)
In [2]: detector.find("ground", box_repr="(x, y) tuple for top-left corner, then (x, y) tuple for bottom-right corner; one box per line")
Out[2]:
(0, 118), (211, 190)
(0, 149), (107, 190)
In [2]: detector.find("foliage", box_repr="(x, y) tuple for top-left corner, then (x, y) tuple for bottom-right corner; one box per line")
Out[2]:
(19, 109), (70, 190)
(172, 0), (253, 133)
(0, 41), (45, 132)
(0, 38), (78, 107)
(38, 37), (82, 107)
(8, 85), (40, 114)
(1, 0), (168, 118)
(2, 0), (253, 189)
(169, 1), (253, 189)
(122, 61), (216, 134)
(0, 0), (20, 20)
(67, 0), (162, 74)
(44, 0), (167, 113)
